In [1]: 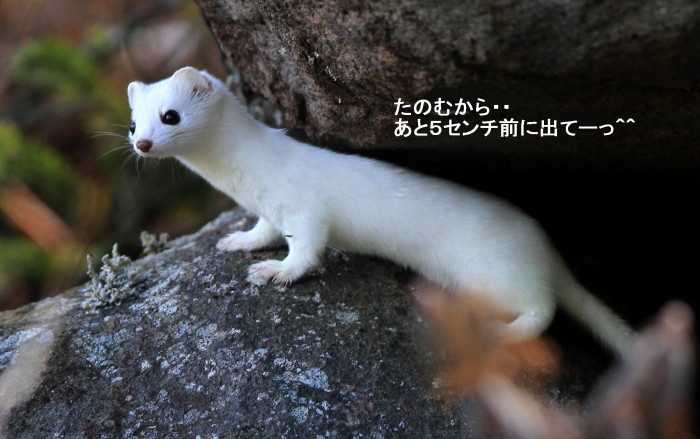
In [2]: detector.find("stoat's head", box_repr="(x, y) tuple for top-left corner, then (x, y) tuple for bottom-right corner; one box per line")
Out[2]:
(127, 67), (221, 158)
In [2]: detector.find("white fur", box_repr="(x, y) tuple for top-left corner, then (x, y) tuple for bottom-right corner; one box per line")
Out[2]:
(127, 67), (633, 351)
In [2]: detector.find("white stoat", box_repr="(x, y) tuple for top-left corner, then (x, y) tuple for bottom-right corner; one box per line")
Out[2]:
(127, 66), (633, 351)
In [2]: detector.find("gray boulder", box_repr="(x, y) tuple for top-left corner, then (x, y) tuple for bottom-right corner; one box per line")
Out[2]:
(195, 0), (699, 160)
(0, 209), (470, 438)
(1, 209), (693, 438)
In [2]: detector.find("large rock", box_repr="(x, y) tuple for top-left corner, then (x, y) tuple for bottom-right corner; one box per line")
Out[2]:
(0, 209), (473, 438)
(195, 0), (699, 160)
(1, 211), (693, 438)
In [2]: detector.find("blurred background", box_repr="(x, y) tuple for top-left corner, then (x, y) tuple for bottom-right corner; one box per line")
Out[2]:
(0, 0), (230, 310)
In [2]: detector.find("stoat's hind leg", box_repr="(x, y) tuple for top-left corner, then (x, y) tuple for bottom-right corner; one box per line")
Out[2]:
(495, 302), (556, 344)
(416, 280), (555, 344)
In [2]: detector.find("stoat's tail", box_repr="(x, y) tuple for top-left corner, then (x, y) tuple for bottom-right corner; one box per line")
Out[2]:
(555, 276), (634, 354)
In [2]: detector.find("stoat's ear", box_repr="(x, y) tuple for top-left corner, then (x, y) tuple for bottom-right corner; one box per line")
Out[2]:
(172, 66), (212, 97)
(127, 81), (145, 108)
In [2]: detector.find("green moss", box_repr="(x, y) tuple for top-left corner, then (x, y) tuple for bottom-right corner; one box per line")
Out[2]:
(11, 37), (128, 121)
(0, 237), (49, 280)
(0, 121), (76, 207)
(12, 38), (101, 98)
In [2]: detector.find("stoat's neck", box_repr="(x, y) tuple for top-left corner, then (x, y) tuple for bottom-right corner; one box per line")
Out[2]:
(175, 91), (284, 212)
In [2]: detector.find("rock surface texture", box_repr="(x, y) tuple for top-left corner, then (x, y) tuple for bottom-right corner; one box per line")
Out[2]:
(0, 209), (471, 438)
(0, 210), (694, 438)
(195, 0), (699, 159)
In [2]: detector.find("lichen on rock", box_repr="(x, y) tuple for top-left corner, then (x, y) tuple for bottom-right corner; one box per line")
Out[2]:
(139, 231), (169, 256)
(81, 244), (140, 311)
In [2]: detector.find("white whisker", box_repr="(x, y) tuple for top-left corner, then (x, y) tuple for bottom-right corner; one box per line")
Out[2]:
(98, 144), (132, 159)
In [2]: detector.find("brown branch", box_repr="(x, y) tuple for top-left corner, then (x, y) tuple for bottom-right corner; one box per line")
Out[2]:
(0, 181), (77, 252)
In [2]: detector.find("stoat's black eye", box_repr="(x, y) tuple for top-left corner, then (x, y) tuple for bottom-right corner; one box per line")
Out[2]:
(161, 110), (180, 125)
(129, 121), (135, 134)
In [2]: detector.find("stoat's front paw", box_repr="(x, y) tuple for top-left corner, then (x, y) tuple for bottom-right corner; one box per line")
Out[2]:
(217, 232), (256, 252)
(247, 260), (298, 286)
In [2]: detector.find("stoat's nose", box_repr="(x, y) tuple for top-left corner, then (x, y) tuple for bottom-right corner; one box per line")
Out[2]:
(136, 139), (153, 153)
